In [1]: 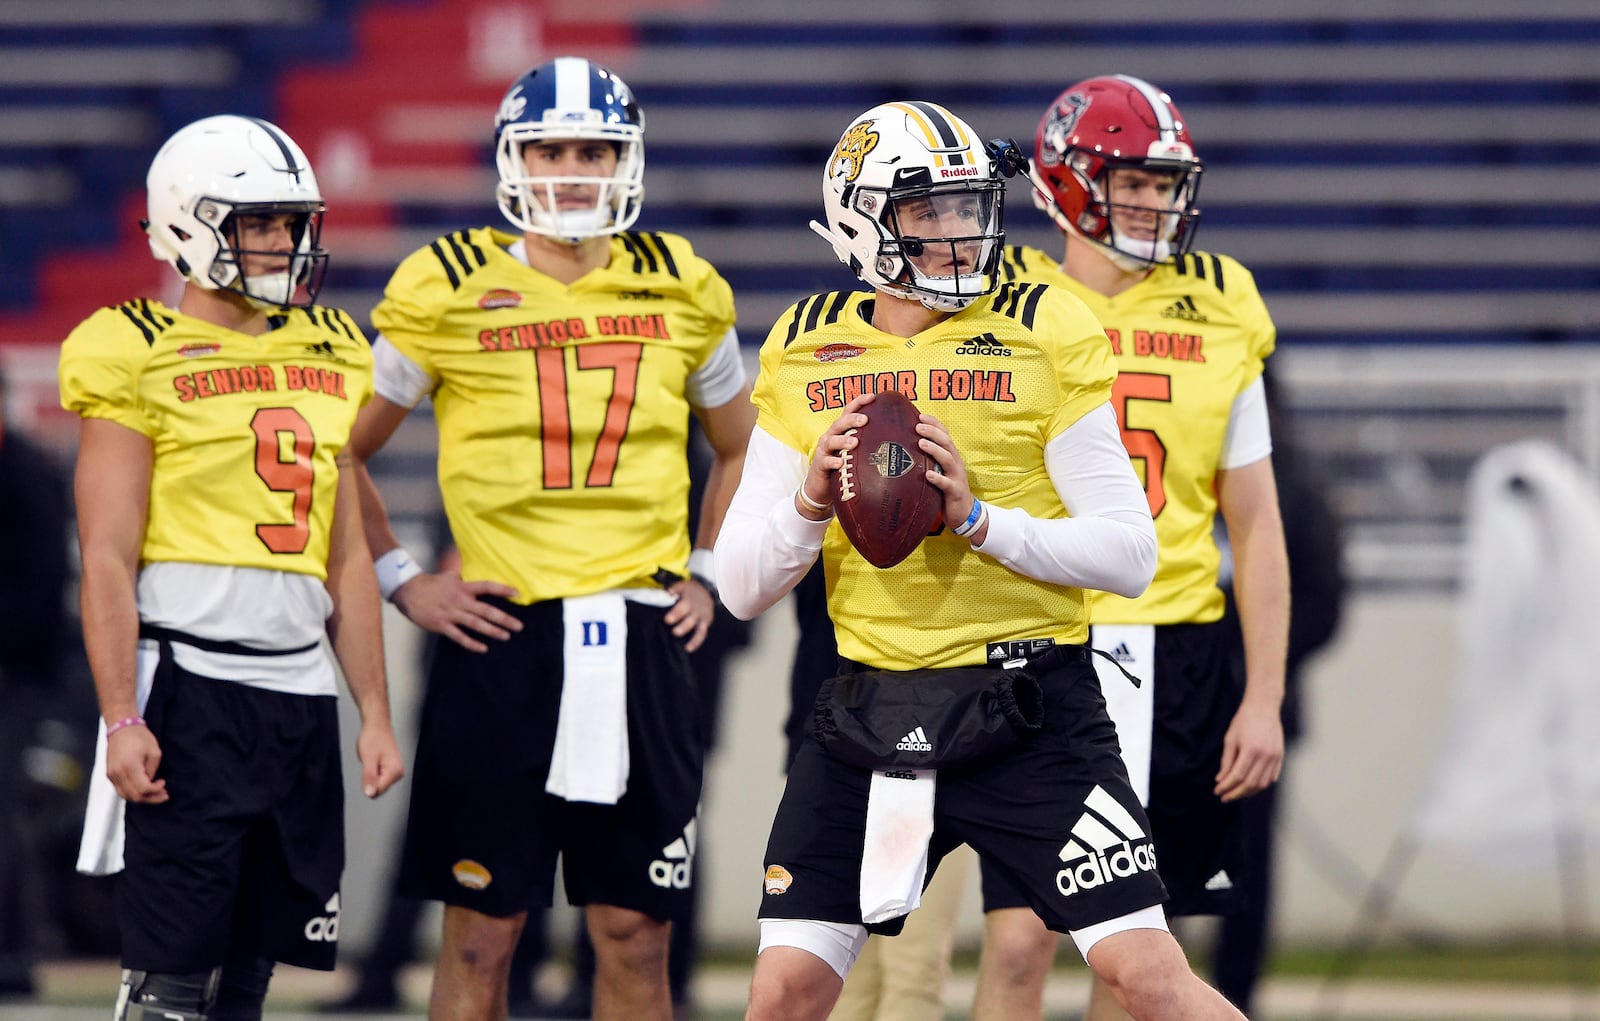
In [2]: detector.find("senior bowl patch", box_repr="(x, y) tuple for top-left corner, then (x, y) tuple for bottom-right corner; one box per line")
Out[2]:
(452, 859), (492, 890)
(764, 864), (793, 895)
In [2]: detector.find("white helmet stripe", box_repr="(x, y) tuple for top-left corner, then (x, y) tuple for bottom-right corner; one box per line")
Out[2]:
(552, 55), (592, 112)
(1114, 74), (1179, 140)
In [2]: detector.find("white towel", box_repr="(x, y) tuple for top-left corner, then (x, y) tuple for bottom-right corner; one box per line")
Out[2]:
(859, 768), (936, 924)
(1090, 624), (1156, 806)
(545, 592), (630, 804)
(76, 642), (159, 876)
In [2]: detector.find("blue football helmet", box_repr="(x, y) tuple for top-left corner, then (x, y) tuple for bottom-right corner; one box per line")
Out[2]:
(493, 56), (645, 242)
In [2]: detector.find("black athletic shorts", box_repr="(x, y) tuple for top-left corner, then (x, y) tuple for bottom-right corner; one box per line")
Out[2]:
(761, 648), (1166, 936)
(982, 620), (1253, 917)
(398, 596), (704, 921)
(118, 649), (344, 973)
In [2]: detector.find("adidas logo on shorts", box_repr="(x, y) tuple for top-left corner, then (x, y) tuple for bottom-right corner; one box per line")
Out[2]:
(304, 892), (340, 942)
(649, 818), (697, 890)
(1055, 786), (1158, 897)
(896, 727), (932, 752)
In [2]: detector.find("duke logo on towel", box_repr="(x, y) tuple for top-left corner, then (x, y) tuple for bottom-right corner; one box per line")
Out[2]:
(547, 593), (631, 804)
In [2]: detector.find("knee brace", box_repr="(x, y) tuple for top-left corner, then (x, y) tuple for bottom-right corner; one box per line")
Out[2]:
(114, 968), (221, 1021)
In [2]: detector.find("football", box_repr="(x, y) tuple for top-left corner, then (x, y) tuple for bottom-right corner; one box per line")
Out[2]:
(832, 390), (944, 568)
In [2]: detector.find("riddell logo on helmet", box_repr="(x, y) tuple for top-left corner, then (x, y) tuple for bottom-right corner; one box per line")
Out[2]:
(939, 166), (979, 178)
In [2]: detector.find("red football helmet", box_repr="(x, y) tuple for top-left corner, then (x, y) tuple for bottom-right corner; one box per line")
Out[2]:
(1030, 74), (1203, 269)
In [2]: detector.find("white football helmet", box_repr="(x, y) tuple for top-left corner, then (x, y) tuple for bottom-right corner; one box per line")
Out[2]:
(143, 114), (327, 308)
(811, 102), (1010, 312)
(493, 57), (645, 243)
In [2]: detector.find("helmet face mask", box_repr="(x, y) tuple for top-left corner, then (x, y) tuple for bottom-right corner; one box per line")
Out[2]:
(494, 56), (645, 243)
(812, 102), (1007, 312)
(1030, 74), (1203, 271)
(144, 115), (328, 308)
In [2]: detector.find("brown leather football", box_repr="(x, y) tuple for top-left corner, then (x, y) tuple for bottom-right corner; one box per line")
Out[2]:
(832, 390), (943, 568)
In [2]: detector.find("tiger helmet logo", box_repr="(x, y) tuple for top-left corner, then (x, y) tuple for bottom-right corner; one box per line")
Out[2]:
(830, 120), (880, 183)
(1038, 93), (1091, 167)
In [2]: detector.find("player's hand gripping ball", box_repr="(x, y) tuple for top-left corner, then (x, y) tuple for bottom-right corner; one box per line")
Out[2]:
(832, 390), (943, 568)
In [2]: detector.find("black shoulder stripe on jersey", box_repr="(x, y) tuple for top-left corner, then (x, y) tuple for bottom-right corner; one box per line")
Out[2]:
(429, 230), (488, 290)
(645, 232), (681, 279)
(1175, 253), (1227, 294)
(822, 289), (849, 325)
(118, 299), (173, 345)
(428, 239), (462, 289)
(783, 291), (854, 347)
(455, 228), (487, 268)
(1018, 282), (1045, 330)
(782, 298), (809, 347)
(118, 304), (156, 345)
(310, 307), (360, 340)
(990, 281), (1043, 329)
(620, 232), (658, 275)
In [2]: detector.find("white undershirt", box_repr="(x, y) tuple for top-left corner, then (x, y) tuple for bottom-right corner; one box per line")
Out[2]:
(1221, 376), (1272, 470)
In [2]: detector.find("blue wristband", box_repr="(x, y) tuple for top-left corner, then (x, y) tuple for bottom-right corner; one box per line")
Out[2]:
(953, 500), (984, 536)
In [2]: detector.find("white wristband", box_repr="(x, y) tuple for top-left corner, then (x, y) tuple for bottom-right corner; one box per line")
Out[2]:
(374, 547), (423, 602)
(688, 547), (716, 582)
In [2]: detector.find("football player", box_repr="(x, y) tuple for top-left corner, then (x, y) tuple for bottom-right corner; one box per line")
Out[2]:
(973, 74), (1290, 1021)
(63, 114), (403, 1021)
(715, 99), (1246, 1021)
(345, 56), (754, 1021)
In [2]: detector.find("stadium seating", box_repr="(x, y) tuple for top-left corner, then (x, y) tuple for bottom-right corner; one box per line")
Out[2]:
(3, 0), (1597, 351)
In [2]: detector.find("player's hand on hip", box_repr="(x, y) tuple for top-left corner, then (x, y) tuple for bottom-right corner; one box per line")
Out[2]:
(392, 571), (523, 653)
(664, 576), (715, 653)
(1214, 699), (1285, 802)
(356, 721), (405, 799)
(799, 392), (875, 517)
(107, 726), (169, 804)
(915, 413), (978, 531)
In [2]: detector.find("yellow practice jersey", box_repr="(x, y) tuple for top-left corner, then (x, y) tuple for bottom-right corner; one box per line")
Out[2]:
(1003, 245), (1277, 624)
(371, 227), (737, 603)
(59, 299), (374, 579)
(754, 285), (1116, 670)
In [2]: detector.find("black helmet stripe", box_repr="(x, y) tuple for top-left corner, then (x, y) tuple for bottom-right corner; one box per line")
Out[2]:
(904, 101), (963, 149)
(242, 115), (306, 182)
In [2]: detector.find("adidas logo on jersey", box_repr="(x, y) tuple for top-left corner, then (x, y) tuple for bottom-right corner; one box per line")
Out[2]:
(304, 340), (337, 358)
(1205, 869), (1234, 891)
(1055, 786), (1158, 897)
(304, 892), (340, 942)
(649, 819), (697, 890)
(954, 332), (1012, 356)
(896, 727), (932, 753)
(1160, 295), (1208, 323)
